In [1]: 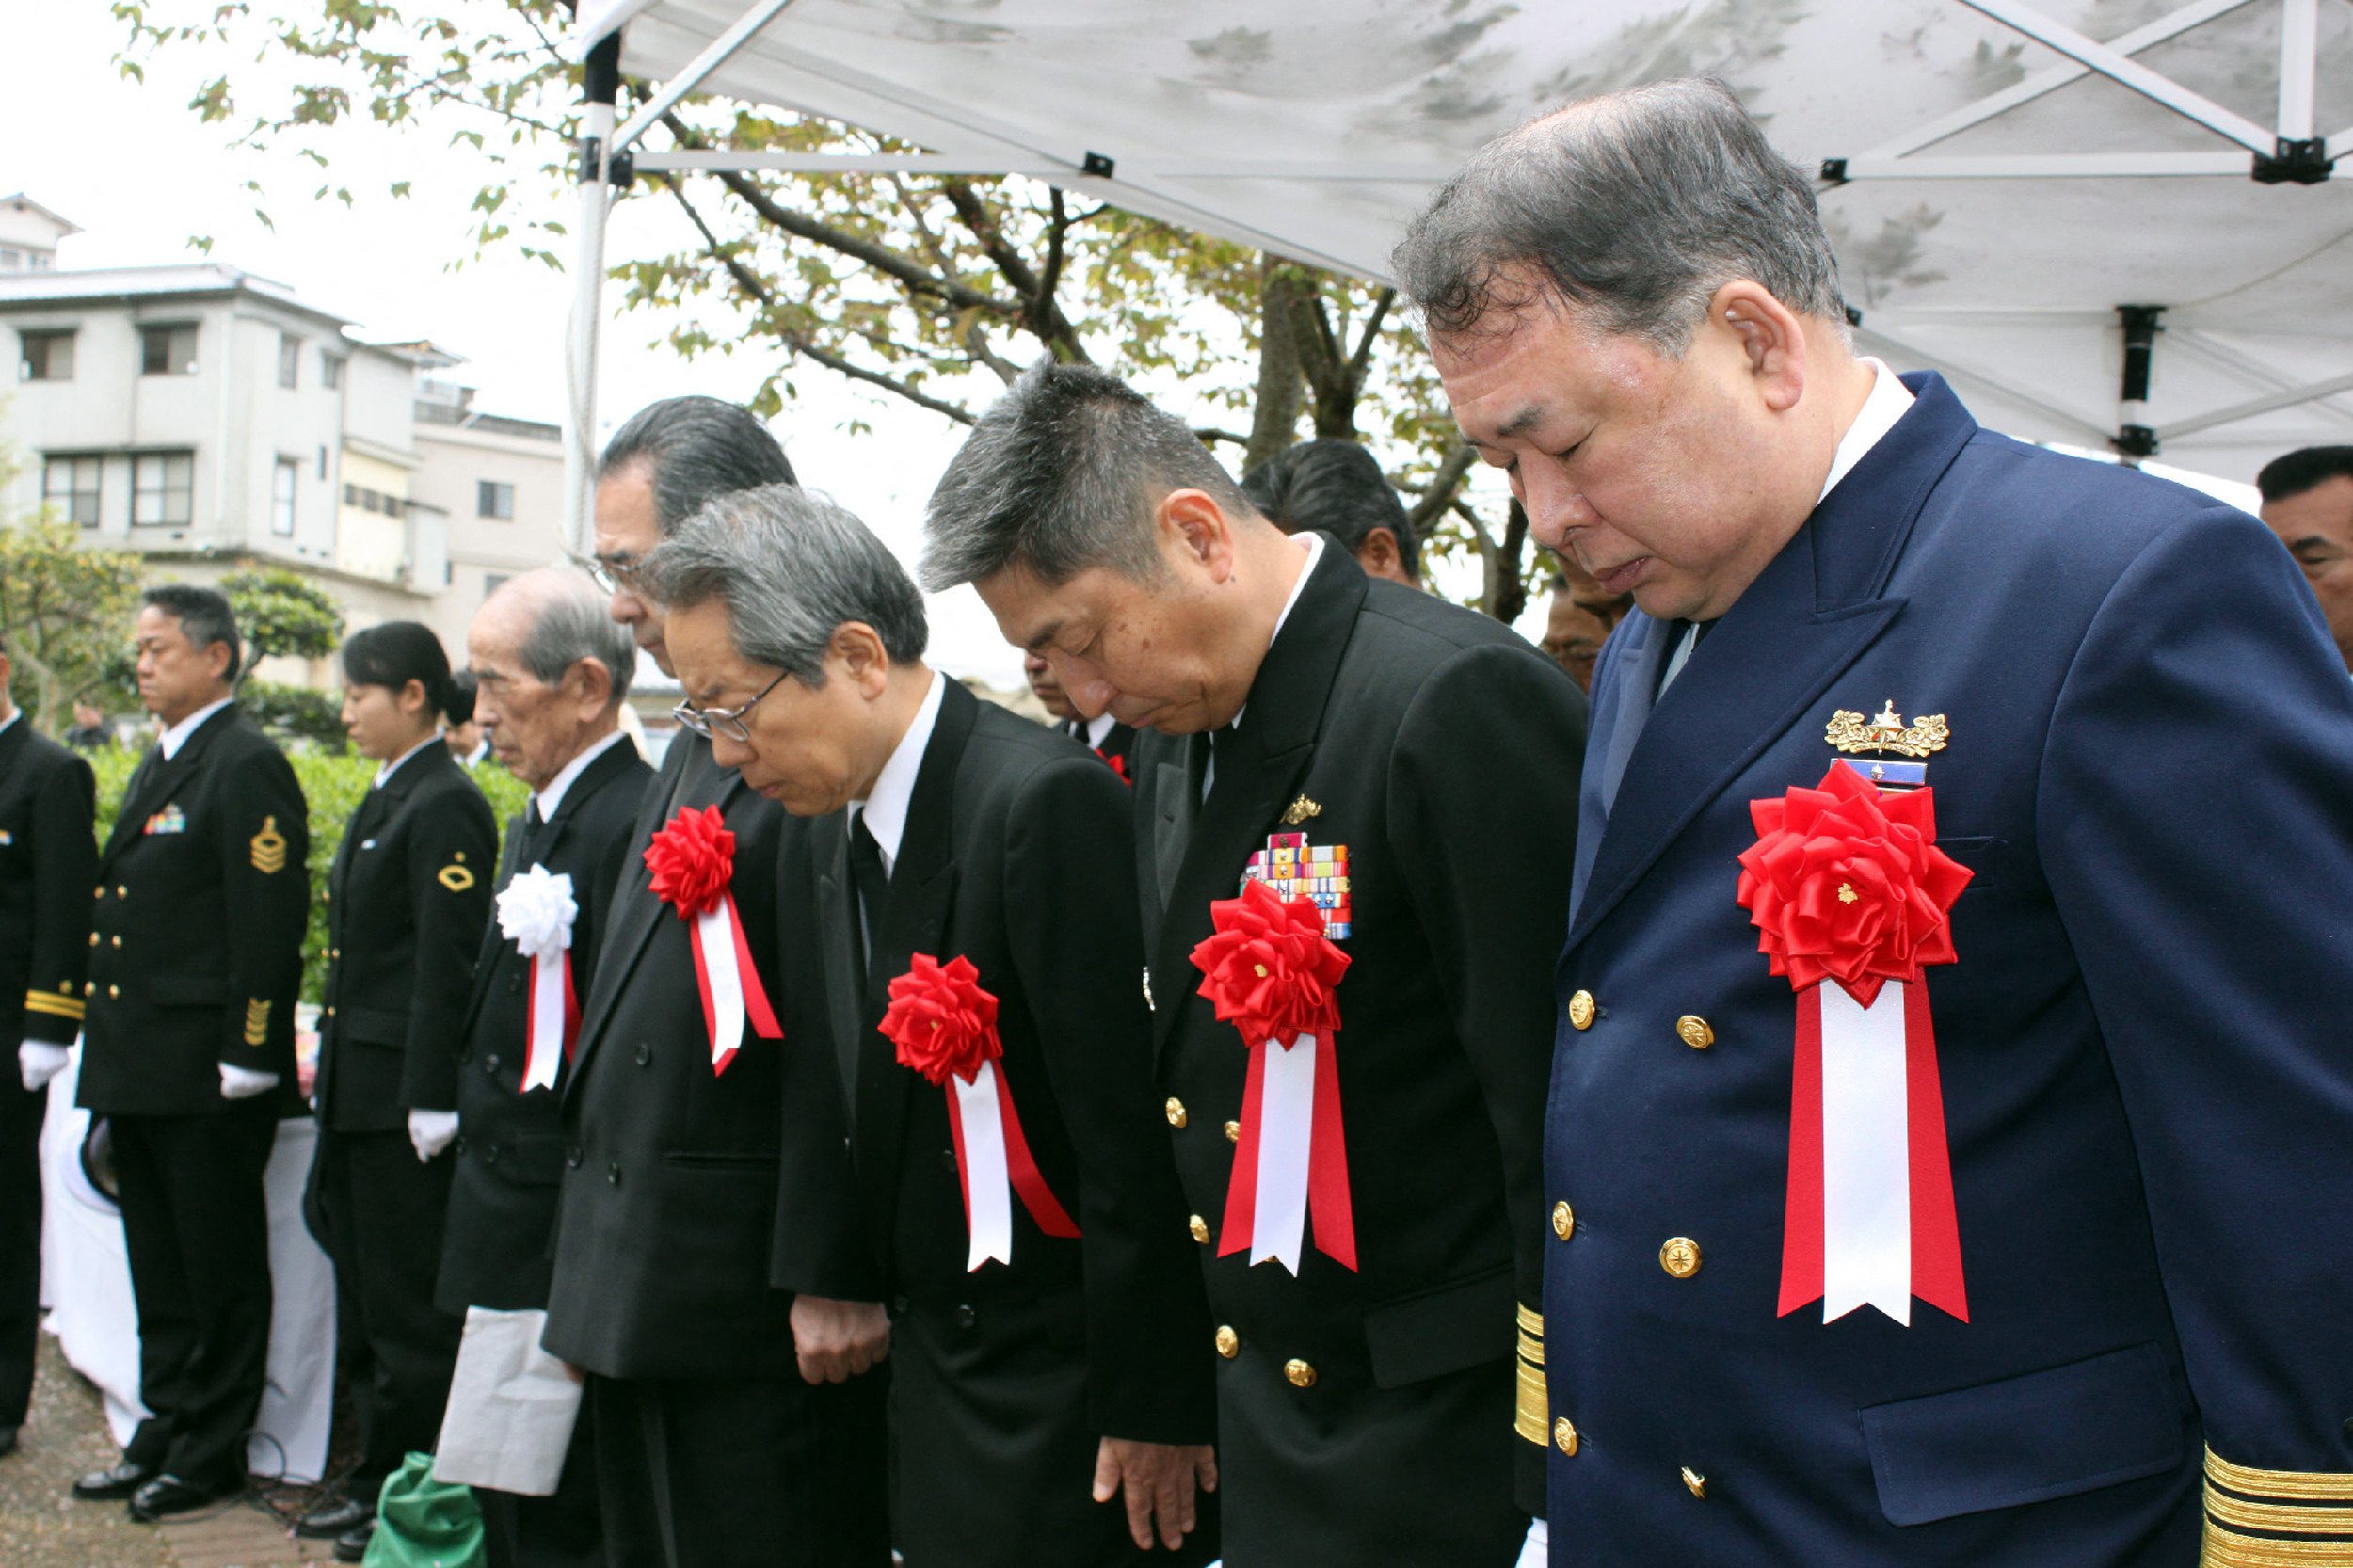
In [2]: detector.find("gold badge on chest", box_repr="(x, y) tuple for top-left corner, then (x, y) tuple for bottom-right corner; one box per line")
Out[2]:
(1825, 700), (1948, 789)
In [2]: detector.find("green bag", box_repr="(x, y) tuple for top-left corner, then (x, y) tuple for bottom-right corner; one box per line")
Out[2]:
(364, 1451), (487, 1568)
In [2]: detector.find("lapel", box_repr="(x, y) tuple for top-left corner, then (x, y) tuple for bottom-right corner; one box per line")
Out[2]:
(1149, 540), (1363, 1056)
(0, 720), (29, 782)
(104, 704), (237, 865)
(335, 744), (436, 901)
(1148, 739), (1202, 914)
(1564, 373), (1974, 952)
(855, 678), (974, 1208)
(811, 810), (868, 1113)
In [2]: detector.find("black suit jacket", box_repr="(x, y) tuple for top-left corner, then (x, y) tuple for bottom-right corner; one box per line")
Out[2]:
(314, 744), (496, 1132)
(439, 738), (650, 1314)
(0, 721), (97, 1047)
(1131, 541), (1586, 1540)
(542, 733), (868, 1381)
(1059, 715), (1138, 782)
(80, 704), (310, 1117)
(781, 678), (1214, 1443)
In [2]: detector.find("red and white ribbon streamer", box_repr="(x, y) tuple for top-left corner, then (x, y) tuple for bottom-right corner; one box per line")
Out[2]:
(1220, 1029), (1356, 1274)
(496, 864), (579, 1094)
(522, 950), (576, 1093)
(686, 892), (780, 1075)
(945, 1059), (1079, 1271)
(1779, 978), (1966, 1325)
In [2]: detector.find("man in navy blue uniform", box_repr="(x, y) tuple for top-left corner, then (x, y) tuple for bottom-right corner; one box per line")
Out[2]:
(1397, 77), (2353, 1566)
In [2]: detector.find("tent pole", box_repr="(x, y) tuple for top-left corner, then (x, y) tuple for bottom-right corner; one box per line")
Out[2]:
(564, 32), (622, 559)
(2278, 0), (2316, 140)
(609, 0), (804, 154)
(1954, 0), (2276, 153)
(2115, 306), (2165, 461)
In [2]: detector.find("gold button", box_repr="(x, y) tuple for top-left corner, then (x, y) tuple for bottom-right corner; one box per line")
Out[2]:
(88, 933), (99, 947)
(107, 984), (120, 999)
(325, 1006), (335, 1018)
(1224, 1120), (1240, 1143)
(84, 982), (94, 997)
(1567, 990), (1595, 1031)
(1283, 1358), (1317, 1388)
(1188, 1215), (1210, 1244)
(1681, 1467), (1707, 1499)
(1164, 1097), (1188, 1129)
(1553, 1417), (1580, 1456)
(111, 936), (121, 949)
(1214, 1326), (1239, 1360)
(116, 886), (127, 898)
(1659, 1237), (1703, 1279)
(1676, 1016), (1715, 1049)
(1551, 1200), (1576, 1240)
(94, 886), (104, 899)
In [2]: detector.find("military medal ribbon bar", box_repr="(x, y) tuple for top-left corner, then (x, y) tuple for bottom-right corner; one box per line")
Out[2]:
(496, 863), (581, 1092)
(883, 953), (1080, 1270)
(1737, 763), (1972, 1327)
(1192, 878), (1357, 1274)
(645, 805), (781, 1074)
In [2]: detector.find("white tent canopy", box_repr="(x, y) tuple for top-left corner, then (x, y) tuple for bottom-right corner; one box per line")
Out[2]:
(559, 0), (2353, 541)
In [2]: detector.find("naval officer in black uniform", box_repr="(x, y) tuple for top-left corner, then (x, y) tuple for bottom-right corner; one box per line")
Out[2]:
(0, 641), (99, 1459)
(72, 585), (310, 1522)
(441, 570), (650, 1568)
(649, 486), (1219, 1566)
(546, 397), (888, 1567)
(296, 623), (495, 1555)
(926, 365), (1587, 1567)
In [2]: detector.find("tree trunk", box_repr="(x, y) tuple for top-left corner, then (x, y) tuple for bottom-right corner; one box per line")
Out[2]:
(1244, 256), (1308, 473)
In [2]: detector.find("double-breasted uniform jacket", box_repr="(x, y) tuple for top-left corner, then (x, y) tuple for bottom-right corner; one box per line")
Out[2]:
(542, 732), (870, 1380)
(1129, 540), (1588, 1565)
(313, 742), (496, 1132)
(0, 719), (98, 1048)
(438, 737), (650, 1315)
(79, 703), (309, 1116)
(777, 677), (1215, 1567)
(1549, 374), (2353, 1566)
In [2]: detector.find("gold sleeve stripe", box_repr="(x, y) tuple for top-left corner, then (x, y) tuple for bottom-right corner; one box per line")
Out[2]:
(2209, 1448), (2353, 1504)
(25, 991), (85, 1020)
(2202, 1518), (2353, 1565)
(243, 1000), (272, 1048)
(1517, 1328), (1545, 1368)
(1514, 1356), (1548, 1446)
(1517, 1303), (1544, 1336)
(2206, 1484), (2353, 1536)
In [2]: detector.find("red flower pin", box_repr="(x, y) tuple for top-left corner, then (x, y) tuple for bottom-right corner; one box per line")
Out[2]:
(881, 954), (1003, 1085)
(1191, 877), (1349, 1048)
(645, 804), (735, 920)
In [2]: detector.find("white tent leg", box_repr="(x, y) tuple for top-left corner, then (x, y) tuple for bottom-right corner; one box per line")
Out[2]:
(2278, 0), (2317, 140)
(564, 99), (616, 559)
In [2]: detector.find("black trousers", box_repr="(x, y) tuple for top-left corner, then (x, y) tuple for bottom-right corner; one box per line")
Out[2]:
(111, 1101), (279, 1490)
(587, 1368), (889, 1568)
(478, 1397), (602, 1568)
(309, 1128), (463, 1493)
(0, 1080), (44, 1430)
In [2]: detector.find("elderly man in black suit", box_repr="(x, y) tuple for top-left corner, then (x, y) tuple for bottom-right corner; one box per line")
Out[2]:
(924, 365), (1588, 1567)
(647, 484), (1219, 1567)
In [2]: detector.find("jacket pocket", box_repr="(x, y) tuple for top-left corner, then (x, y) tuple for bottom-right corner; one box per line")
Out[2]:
(1363, 1263), (1515, 1390)
(336, 1006), (407, 1046)
(1937, 835), (2005, 894)
(1860, 1343), (2185, 1526)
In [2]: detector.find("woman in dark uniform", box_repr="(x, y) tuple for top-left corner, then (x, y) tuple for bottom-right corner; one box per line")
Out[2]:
(297, 623), (495, 1560)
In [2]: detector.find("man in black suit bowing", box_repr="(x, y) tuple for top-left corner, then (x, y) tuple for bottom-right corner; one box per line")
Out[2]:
(924, 365), (1589, 1567)
(647, 484), (1218, 1566)
(440, 571), (652, 1568)
(73, 586), (310, 1522)
(546, 399), (887, 1567)
(1024, 651), (1136, 781)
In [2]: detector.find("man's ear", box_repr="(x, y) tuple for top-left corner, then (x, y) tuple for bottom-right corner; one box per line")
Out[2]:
(1356, 527), (1406, 583)
(568, 656), (615, 718)
(1710, 280), (1808, 415)
(832, 622), (891, 697)
(1158, 488), (1241, 584)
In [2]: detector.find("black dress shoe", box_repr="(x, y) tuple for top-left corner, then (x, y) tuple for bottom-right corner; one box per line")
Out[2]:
(0, 1426), (18, 1457)
(71, 1459), (156, 1500)
(297, 1496), (376, 1538)
(333, 1519), (376, 1563)
(127, 1473), (228, 1523)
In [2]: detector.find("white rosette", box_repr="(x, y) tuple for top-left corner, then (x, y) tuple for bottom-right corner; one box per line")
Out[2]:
(495, 864), (578, 1092)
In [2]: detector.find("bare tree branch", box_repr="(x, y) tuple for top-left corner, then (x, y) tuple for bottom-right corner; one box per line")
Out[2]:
(1407, 442), (1480, 533)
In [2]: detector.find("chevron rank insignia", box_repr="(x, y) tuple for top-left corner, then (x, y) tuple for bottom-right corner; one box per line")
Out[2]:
(249, 817), (288, 873)
(1243, 831), (1352, 939)
(437, 852), (476, 892)
(243, 999), (271, 1047)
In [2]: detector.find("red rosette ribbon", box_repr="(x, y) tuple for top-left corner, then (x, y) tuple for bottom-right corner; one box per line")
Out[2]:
(1736, 763), (1973, 1325)
(1190, 877), (1356, 1273)
(644, 804), (781, 1074)
(881, 953), (1079, 1270)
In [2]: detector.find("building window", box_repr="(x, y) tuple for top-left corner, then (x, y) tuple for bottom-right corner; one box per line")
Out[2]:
(19, 329), (74, 382)
(132, 452), (195, 526)
(483, 573), (510, 602)
(271, 456), (298, 536)
(477, 480), (515, 520)
(28, 252), (50, 272)
(41, 456), (101, 526)
(317, 445), (328, 481)
(139, 324), (198, 376)
(321, 353), (344, 390)
(0, 248), (19, 270)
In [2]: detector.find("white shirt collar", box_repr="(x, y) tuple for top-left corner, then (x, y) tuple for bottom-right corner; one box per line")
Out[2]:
(1233, 531), (1323, 732)
(158, 697), (233, 760)
(1082, 711), (1116, 748)
(849, 667), (943, 877)
(373, 733), (444, 789)
(1817, 358), (1916, 504)
(0, 712), (19, 740)
(534, 728), (628, 822)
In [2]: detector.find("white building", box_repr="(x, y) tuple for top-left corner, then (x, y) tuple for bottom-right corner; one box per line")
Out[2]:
(0, 196), (75, 274)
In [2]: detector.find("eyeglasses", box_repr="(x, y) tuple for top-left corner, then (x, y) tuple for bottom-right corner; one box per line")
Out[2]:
(673, 668), (789, 744)
(575, 552), (644, 596)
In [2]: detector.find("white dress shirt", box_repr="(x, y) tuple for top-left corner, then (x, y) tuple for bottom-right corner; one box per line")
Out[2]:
(533, 729), (630, 823)
(849, 667), (945, 879)
(158, 696), (232, 760)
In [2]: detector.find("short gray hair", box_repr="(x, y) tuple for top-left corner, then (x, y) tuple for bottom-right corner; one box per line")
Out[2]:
(503, 572), (639, 708)
(640, 484), (927, 684)
(920, 362), (1253, 591)
(1393, 77), (1846, 351)
(598, 396), (796, 536)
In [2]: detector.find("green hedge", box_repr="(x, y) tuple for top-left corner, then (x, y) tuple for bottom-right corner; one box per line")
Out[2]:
(88, 744), (533, 1003)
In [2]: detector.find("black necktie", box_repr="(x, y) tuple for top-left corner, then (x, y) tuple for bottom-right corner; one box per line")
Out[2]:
(847, 814), (889, 992)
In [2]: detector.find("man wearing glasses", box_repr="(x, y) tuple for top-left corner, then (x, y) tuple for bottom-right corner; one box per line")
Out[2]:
(542, 398), (888, 1568)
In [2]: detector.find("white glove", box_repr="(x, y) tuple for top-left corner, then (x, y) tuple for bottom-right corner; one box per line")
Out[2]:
(18, 1042), (70, 1093)
(1516, 1518), (1549, 1568)
(219, 1063), (280, 1100)
(408, 1109), (459, 1163)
